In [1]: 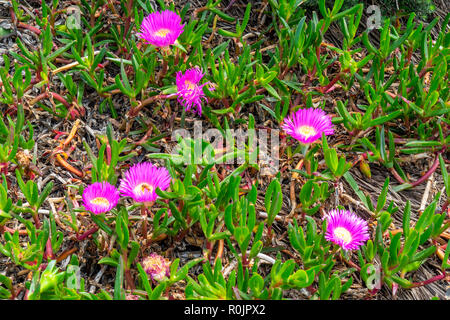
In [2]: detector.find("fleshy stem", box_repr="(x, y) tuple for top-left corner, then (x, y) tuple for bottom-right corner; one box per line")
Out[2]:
(141, 205), (147, 242)
(409, 270), (447, 288)
(356, 148), (446, 188)
(28, 91), (71, 108)
(32, 213), (41, 229)
(158, 57), (169, 86)
(10, 8), (41, 35)
(142, 202), (154, 244)
(77, 225), (99, 241)
(123, 0), (134, 43)
(122, 250), (135, 290)
(128, 94), (171, 118)
(302, 144), (311, 175)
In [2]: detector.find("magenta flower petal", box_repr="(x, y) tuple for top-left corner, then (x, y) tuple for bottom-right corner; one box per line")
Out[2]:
(119, 162), (171, 204)
(136, 10), (185, 47)
(82, 182), (120, 214)
(175, 67), (212, 116)
(323, 209), (370, 251)
(142, 253), (171, 282)
(281, 107), (334, 144)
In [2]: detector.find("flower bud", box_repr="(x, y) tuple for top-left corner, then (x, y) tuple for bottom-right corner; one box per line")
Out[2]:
(142, 253), (171, 282)
(359, 160), (371, 179)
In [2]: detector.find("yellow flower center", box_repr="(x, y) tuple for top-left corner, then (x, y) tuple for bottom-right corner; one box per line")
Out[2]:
(184, 80), (195, 90)
(154, 28), (171, 37)
(134, 183), (154, 195)
(90, 197), (110, 206)
(333, 227), (352, 244)
(297, 125), (317, 138)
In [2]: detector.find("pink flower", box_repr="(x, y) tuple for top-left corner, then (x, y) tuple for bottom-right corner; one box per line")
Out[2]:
(323, 209), (370, 251)
(175, 67), (214, 116)
(136, 10), (185, 48)
(82, 182), (120, 214)
(119, 162), (171, 204)
(282, 107), (334, 144)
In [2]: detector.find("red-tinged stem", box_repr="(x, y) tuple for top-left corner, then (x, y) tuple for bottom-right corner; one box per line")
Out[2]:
(385, 91), (413, 105)
(266, 225), (273, 245)
(29, 92), (47, 106)
(410, 150), (444, 187)
(129, 94), (170, 117)
(77, 226), (99, 241)
(440, 200), (449, 216)
(141, 205), (148, 241)
(409, 271), (446, 288)
(205, 241), (213, 262)
(158, 58), (168, 85)
(0, 225), (28, 235)
(358, 149), (445, 188)
(10, 286), (18, 300)
(122, 251), (135, 290)
(21, 77), (41, 93)
(306, 284), (317, 295)
(388, 167), (407, 185)
(242, 252), (248, 272)
(29, 92), (71, 108)
(17, 22), (41, 35)
(10, 8), (40, 35)
(123, 0), (134, 43)
(0, 162), (8, 176)
(304, 158), (311, 175)
(50, 92), (71, 108)
(32, 214), (41, 229)
(319, 73), (342, 93)
(418, 64), (431, 79)
(368, 287), (380, 297)
(134, 126), (153, 146)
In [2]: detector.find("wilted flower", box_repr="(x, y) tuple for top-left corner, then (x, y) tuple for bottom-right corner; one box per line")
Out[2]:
(82, 182), (120, 214)
(142, 253), (171, 282)
(174, 67), (214, 116)
(136, 10), (185, 48)
(119, 162), (171, 204)
(282, 107), (334, 144)
(324, 209), (370, 251)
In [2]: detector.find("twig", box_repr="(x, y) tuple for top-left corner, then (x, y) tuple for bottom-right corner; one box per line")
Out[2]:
(55, 154), (83, 177)
(56, 247), (78, 262)
(419, 173), (434, 212)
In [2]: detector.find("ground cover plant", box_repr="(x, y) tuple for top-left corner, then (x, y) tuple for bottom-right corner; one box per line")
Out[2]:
(0, 0), (449, 300)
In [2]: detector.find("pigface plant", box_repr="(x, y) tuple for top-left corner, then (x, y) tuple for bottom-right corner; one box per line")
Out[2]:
(0, 0), (448, 301)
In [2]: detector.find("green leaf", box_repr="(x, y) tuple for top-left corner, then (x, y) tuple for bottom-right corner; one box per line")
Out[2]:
(98, 257), (119, 267)
(114, 257), (125, 300)
(263, 83), (281, 100)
